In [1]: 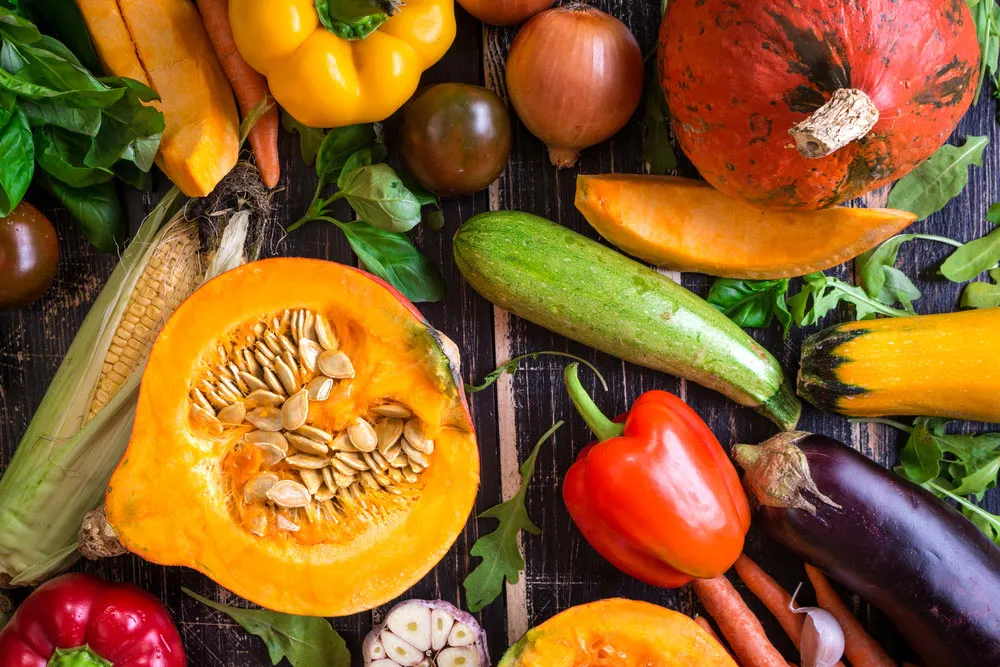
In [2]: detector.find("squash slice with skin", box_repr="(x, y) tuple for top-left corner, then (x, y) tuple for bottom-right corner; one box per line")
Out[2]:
(575, 175), (917, 279)
(75, 0), (239, 197)
(106, 258), (478, 616)
(499, 599), (736, 667)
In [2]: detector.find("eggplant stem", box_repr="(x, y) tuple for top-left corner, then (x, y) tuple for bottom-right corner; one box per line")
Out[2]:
(563, 363), (624, 442)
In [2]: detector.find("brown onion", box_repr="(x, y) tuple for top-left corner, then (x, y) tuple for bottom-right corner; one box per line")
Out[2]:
(506, 3), (643, 168)
(457, 0), (555, 26)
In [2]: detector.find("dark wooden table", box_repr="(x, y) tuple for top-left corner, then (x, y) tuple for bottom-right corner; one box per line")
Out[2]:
(3, 2), (999, 664)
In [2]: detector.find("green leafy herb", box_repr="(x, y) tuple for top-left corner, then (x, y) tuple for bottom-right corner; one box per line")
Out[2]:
(184, 588), (351, 667)
(928, 480), (1000, 545)
(286, 124), (445, 301)
(39, 175), (124, 252)
(856, 234), (962, 309)
(466, 351), (609, 394)
(941, 225), (1000, 283)
(886, 136), (988, 221)
(463, 421), (563, 612)
(707, 278), (792, 337)
(15, 0), (101, 73)
(281, 111), (327, 167)
(961, 269), (1000, 308)
(0, 107), (34, 215)
(788, 272), (913, 325)
(642, 86), (677, 175)
(968, 0), (1000, 104)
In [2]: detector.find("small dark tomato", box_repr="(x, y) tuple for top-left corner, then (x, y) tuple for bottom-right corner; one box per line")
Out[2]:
(400, 83), (512, 197)
(0, 201), (59, 310)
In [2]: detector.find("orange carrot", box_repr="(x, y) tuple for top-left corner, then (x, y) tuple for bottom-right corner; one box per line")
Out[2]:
(695, 614), (728, 648)
(693, 575), (789, 667)
(805, 565), (896, 667)
(195, 0), (280, 188)
(734, 554), (805, 646)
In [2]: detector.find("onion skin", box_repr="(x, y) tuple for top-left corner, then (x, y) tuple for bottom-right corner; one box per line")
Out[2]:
(457, 0), (555, 26)
(506, 4), (643, 168)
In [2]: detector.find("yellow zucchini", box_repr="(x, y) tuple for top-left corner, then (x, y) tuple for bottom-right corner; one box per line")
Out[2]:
(798, 309), (1000, 422)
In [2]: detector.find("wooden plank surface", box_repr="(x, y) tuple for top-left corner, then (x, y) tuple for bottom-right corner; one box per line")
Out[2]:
(2, 1), (999, 664)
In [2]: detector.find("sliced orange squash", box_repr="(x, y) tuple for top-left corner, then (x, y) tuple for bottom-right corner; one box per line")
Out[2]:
(575, 174), (916, 279)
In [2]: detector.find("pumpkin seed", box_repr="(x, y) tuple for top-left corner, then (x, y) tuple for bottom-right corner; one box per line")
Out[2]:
(315, 314), (338, 351)
(263, 368), (285, 396)
(276, 513), (300, 531)
(330, 458), (359, 477)
(402, 468), (419, 484)
(274, 358), (298, 395)
(386, 448), (408, 468)
(280, 309), (292, 331)
(245, 389), (284, 409)
(376, 418), (404, 453)
(335, 451), (369, 471)
(319, 499), (339, 522)
(281, 389), (309, 431)
(403, 420), (434, 454)
(306, 376), (334, 401)
(230, 364), (249, 393)
(374, 403), (412, 419)
(243, 348), (261, 376)
(248, 441), (285, 466)
(388, 468), (404, 484)
(295, 424), (333, 443)
(299, 468), (323, 495)
(347, 483), (369, 510)
(282, 350), (300, 379)
(298, 339), (322, 373)
(247, 407), (283, 431)
(217, 403), (247, 426)
(301, 310), (316, 341)
(373, 471), (393, 488)
(279, 334), (297, 358)
(331, 469), (356, 487)
(248, 513), (268, 537)
(286, 454), (330, 469)
(314, 487), (337, 502)
(240, 371), (268, 392)
(191, 388), (215, 415)
(402, 441), (430, 468)
(191, 405), (223, 436)
(348, 417), (378, 452)
(364, 451), (389, 472)
(243, 472), (279, 503)
(253, 322), (266, 337)
(329, 432), (358, 452)
(410, 461), (426, 474)
(254, 347), (274, 369)
(360, 471), (379, 490)
(287, 433), (329, 456)
(263, 331), (283, 355)
(318, 350), (354, 379)
(246, 430), (289, 452)
(321, 466), (335, 491)
(217, 380), (243, 404)
(199, 381), (228, 409)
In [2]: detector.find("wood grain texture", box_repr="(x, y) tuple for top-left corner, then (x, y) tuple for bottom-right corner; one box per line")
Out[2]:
(2, 1), (999, 664)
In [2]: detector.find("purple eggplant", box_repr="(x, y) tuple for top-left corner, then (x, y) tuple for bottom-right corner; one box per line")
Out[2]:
(734, 432), (1000, 667)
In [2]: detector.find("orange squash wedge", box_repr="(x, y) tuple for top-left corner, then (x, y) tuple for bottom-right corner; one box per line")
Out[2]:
(498, 599), (736, 667)
(575, 175), (917, 279)
(105, 258), (479, 616)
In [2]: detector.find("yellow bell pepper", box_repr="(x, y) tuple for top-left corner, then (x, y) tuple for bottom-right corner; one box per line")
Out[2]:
(229, 0), (456, 128)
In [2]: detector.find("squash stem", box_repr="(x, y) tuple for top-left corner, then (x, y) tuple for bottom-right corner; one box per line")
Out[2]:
(563, 363), (623, 442)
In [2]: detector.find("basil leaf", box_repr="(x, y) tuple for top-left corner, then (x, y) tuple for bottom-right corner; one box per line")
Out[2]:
(315, 123), (377, 186)
(336, 145), (387, 190)
(336, 220), (445, 302)
(0, 7), (42, 44)
(0, 107), (34, 214)
(642, 86), (677, 175)
(35, 125), (111, 187)
(887, 136), (988, 220)
(281, 111), (327, 166)
(340, 163), (422, 233)
(184, 588), (351, 667)
(14, 0), (101, 72)
(463, 422), (563, 612)
(941, 227), (1000, 283)
(40, 174), (124, 253)
(707, 278), (791, 336)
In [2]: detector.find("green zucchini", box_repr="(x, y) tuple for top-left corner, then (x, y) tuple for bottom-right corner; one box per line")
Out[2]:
(453, 211), (800, 429)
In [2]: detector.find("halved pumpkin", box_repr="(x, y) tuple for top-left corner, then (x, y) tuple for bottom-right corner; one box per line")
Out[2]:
(106, 258), (478, 616)
(499, 599), (736, 667)
(576, 175), (917, 279)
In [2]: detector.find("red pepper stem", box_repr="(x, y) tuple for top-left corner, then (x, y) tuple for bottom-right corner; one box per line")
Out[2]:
(563, 363), (624, 442)
(48, 647), (113, 667)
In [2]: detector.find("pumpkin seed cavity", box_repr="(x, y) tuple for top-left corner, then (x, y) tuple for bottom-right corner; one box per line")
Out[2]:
(187, 308), (436, 539)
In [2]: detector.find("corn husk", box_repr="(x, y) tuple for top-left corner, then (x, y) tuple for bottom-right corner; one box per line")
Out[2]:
(0, 186), (258, 586)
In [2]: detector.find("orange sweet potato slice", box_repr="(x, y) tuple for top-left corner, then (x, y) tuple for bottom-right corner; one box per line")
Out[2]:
(575, 174), (916, 279)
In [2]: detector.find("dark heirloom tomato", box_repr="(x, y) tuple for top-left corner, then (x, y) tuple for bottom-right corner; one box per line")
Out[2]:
(400, 84), (512, 197)
(0, 201), (58, 310)
(659, 0), (980, 210)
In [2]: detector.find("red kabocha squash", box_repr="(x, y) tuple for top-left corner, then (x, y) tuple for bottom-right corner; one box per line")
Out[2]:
(659, 0), (980, 210)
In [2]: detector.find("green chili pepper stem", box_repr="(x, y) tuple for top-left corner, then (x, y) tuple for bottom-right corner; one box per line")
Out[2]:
(563, 363), (624, 442)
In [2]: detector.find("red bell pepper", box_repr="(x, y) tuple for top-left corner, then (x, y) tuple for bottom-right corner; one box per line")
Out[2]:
(562, 364), (751, 587)
(0, 573), (185, 667)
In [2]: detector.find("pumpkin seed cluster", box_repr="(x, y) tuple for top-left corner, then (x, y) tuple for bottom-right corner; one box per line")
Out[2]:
(187, 308), (436, 537)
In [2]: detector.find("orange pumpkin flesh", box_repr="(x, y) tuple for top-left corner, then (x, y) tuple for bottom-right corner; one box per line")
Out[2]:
(106, 258), (478, 616)
(498, 599), (736, 667)
(575, 174), (917, 279)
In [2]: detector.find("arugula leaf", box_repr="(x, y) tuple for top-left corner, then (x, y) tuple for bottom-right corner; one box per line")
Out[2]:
(707, 278), (792, 336)
(927, 480), (1000, 546)
(968, 0), (1000, 104)
(184, 588), (350, 667)
(856, 233), (962, 308)
(466, 352), (609, 394)
(464, 421), (563, 612)
(788, 272), (911, 326)
(941, 227), (1000, 283)
(281, 111), (327, 166)
(0, 106), (33, 215)
(886, 136), (989, 220)
(642, 86), (677, 175)
(961, 268), (1000, 308)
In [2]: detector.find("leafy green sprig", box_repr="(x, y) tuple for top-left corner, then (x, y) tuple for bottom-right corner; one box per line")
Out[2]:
(968, 0), (1000, 105)
(283, 114), (445, 302)
(466, 351), (608, 394)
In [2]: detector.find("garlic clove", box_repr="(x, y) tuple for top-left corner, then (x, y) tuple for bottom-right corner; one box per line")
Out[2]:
(447, 622), (476, 647)
(386, 601), (433, 652)
(431, 608), (455, 651)
(791, 582), (846, 667)
(437, 647), (481, 667)
(380, 630), (424, 666)
(371, 661), (397, 667)
(366, 638), (386, 661)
